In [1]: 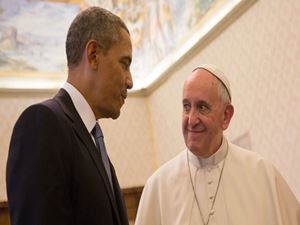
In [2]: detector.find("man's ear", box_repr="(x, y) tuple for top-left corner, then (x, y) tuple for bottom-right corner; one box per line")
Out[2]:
(222, 104), (234, 130)
(86, 40), (99, 70)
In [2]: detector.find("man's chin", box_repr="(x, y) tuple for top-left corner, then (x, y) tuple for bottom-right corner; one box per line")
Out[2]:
(187, 144), (207, 157)
(111, 109), (121, 120)
(101, 108), (120, 120)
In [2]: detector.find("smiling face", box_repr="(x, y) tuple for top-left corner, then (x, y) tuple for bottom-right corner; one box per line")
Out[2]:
(88, 28), (133, 119)
(182, 69), (233, 157)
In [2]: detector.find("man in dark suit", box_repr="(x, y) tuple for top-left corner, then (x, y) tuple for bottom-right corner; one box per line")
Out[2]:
(6, 6), (133, 225)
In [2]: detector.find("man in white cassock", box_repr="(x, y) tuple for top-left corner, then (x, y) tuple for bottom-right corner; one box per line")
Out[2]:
(135, 64), (300, 225)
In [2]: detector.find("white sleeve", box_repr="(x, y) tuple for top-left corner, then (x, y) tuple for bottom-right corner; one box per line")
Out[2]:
(274, 167), (300, 224)
(135, 176), (161, 225)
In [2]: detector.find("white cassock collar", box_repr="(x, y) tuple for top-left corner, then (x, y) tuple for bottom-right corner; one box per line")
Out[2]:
(188, 137), (228, 168)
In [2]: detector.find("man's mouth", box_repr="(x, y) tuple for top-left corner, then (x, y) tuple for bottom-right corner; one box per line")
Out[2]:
(121, 92), (127, 100)
(187, 128), (205, 133)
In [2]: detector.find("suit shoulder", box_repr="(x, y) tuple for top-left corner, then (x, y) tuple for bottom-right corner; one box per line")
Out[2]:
(19, 98), (57, 115)
(13, 98), (68, 136)
(20, 97), (65, 121)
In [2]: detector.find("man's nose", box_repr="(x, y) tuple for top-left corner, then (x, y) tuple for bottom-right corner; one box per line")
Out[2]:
(188, 109), (200, 126)
(126, 71), (133, 89)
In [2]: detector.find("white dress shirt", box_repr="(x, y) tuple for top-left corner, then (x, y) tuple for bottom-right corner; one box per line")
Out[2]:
(62, 82), (97, 140)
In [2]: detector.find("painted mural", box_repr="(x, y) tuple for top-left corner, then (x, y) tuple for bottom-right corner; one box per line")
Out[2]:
(0, 0), (230, 89)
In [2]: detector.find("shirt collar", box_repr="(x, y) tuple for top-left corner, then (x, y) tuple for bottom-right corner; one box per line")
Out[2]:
(62, 82), (96, 133)
(188, 136), (228, 168)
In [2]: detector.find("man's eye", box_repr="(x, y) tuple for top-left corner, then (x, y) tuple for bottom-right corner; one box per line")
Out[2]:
(199, 105), (207, 110)
(121, 60), (131, 70)
(183, 104), (190, 112)
(198, 104), (210, 114)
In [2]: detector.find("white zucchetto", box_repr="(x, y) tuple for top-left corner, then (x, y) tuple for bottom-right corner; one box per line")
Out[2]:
(193, 64), (232, 101)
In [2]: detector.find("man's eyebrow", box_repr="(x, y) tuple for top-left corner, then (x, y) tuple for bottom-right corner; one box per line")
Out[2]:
(197, 100), (208, 104)
(182, 99), (189, 103)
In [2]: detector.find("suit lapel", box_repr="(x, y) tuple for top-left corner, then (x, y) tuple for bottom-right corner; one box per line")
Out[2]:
(54, 89), (123, 225)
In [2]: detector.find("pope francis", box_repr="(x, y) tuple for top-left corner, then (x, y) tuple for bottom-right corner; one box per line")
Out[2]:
(135, 64), (300, 225)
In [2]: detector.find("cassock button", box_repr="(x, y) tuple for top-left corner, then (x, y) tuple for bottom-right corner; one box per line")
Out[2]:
(208, 180), (213, 184)
(209, 196), (214, 200)
(210, 210), (216, 215)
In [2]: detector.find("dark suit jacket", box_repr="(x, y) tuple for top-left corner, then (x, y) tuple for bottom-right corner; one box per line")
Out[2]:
(6, 89), (129, 225)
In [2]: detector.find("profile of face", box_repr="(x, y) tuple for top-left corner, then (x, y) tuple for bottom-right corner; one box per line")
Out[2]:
(88, 28), (133, 119)
(182, 69), (233, 157)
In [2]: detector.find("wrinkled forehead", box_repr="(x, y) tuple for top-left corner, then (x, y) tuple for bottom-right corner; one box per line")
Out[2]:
(183, 69), (220, 100)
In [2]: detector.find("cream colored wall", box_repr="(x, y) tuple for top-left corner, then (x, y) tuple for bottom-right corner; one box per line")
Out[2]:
(98, 96), (155, 188)
(148, 0), (300, 201)
(1, 0), (299, 203)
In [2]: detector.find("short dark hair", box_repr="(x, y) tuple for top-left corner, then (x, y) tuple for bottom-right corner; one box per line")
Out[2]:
(65, 6), (129, 69)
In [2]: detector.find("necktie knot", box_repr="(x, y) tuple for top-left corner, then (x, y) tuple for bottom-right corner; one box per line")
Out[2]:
(92, 122), (103, 139)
